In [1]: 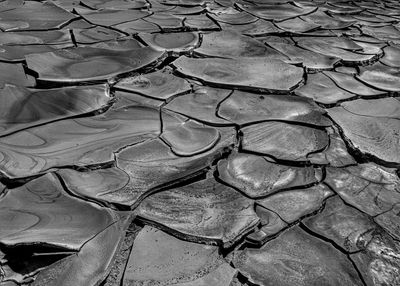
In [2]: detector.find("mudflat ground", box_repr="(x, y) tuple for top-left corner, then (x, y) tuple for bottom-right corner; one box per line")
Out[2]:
(0, 0), (399, 285)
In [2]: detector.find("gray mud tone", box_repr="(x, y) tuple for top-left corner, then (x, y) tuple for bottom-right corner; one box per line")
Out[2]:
(0, 0), (399, 286)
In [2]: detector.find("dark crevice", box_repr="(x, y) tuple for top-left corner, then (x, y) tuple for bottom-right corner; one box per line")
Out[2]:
(69, 29), (78, 47)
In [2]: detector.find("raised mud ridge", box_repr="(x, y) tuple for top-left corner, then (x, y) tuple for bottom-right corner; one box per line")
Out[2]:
(0, 0), (399, 286)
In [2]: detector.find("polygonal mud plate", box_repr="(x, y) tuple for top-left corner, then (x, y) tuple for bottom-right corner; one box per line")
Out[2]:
(0, 105), (161, 179)
(140, 32), (200, 53)
(233, 226), (364, 286)
(0, 173), (118, 250)
(164, 85), (232, 125)
(194, 30), (287, 59)
(304, 196), (377, 252)
(218, 152), (322, 198)
(328, 104), (400, 165)
(0, 84), (110, 136)
(357, 62), (400, 91)
(115, 67), (191, 101)
(295, 72), (356, 104)
(0, 1), (76, 31)
(325, 164), (400, 216)
(79, 8), (149, 26)
(59, 127), (236, 209)
(218, 90), (331, 126)
(32, 213), (129, 286)
(237, 2), (317, 22)
(266, 41), (340, 70)
(241, 121), (329, 162)
(256, 184), (333, 223)
(0, 62), (35, 88)
(137, 177), (259, 247)
(124, 226), (237, 285)
(26, 46), (165, 83)
(173, 56), (304, 92)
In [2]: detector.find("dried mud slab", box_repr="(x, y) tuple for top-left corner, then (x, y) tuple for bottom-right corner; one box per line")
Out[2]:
(325, 164), (400, 216)
(115, 67), (191, 101)
(0, 84), (110, 136)
(88, 38), (143, 51)
(137, 177), (259, 247)
(233, 226), (364, 286)
(0, 0), (23, 12)
(174, 263), (237, 286)
(72, 27), (125, 44)
(0, 30), (71, 46)
(57, 167), (131, 208)
(26, 46), (165, 83)
(208, 10), (257, 25)
(0, 62), (35, 88)
(328, 104), (400, 165)
(184, 14), (220, 31)
(266, 41), (340, 70)
(32, 214), (129, 286)
(219, 20), (283, 37)
(113, 90), (164, 109)
(296, 37), (377, 63)
(295, 72), (356, 104)
(0, 105), (160, 179)
(0, 45), (56, 62)
(161, 111), (221, 156)
(304, 196), (377, 252)
(237, 3), (316, 22)
(301, 9), (355, 30)
(81, 0), (148, 10)
(164, 85), (232, 125)
(140, 32), (200, 53)
(361, 25), (400, 43)
(173, 56), (304, 92)
(275, 17), (320, 34)
(79, 8), (149, 26)
(218, 152), (321, 198)
(60, 128), (235, 208)
(241, 122), (329, 162)
(307, 126), (357, 167)
(357, 62), (400, 91)
(218, 90), (331, 126)
(0, 1), (76, 31)
(144, 12), (184, 31)
(340, 98), (400, 119)
(381, 45), (400, 67)
(323, 71), (385, 96)
(374, 204), (400, 241)
(114, 19), (161, 34)
(194, 30), (287, 59)
(124, 226), (237, 286)
(351, 232), (400, 286)
(256, 184), (333, 223)
(0, 173), (117, 250)
(246, 206), (288, 245)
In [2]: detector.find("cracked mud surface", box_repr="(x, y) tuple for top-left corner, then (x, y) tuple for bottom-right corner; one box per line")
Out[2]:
(0, 0), (399, 285)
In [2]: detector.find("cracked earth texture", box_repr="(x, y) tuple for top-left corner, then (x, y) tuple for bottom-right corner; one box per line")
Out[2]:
(0, 0), (399, 285)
